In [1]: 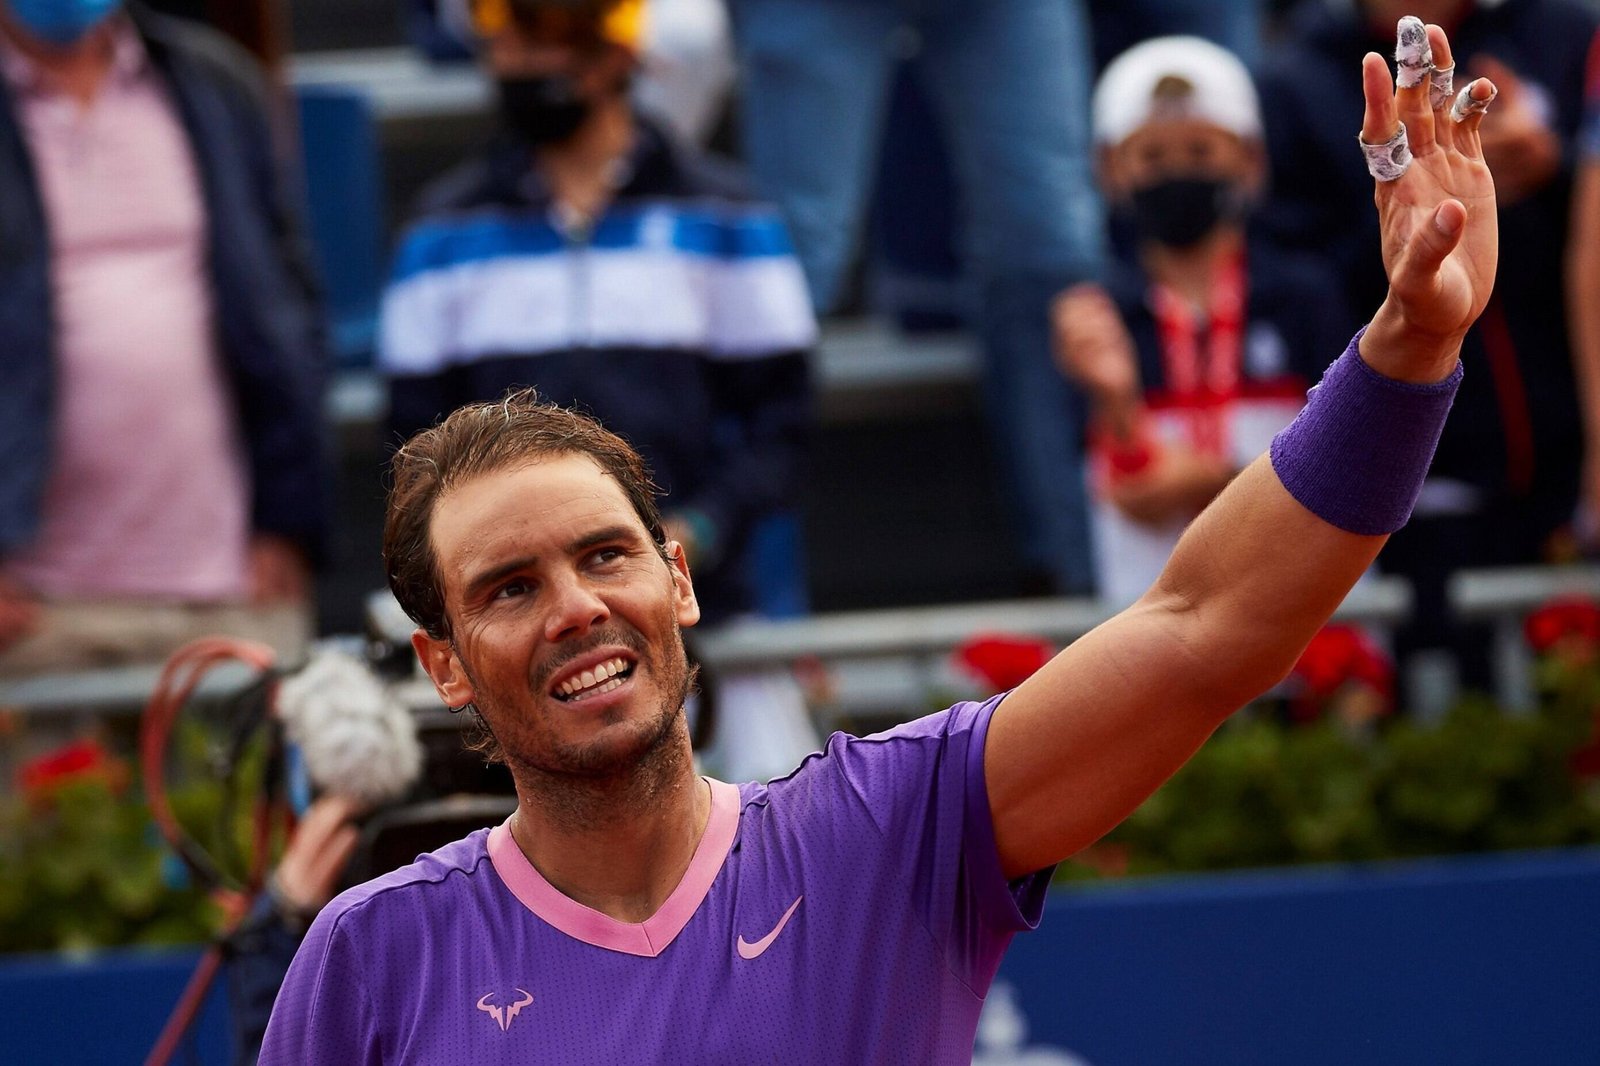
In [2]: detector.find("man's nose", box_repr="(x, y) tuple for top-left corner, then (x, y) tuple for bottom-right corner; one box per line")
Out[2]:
(543, 575), (610, 642)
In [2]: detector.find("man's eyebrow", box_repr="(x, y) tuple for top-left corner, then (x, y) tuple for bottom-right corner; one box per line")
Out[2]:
(460, 526), (642, 601)
(463, 554), (540, 601)
(569, 525), (642, 554)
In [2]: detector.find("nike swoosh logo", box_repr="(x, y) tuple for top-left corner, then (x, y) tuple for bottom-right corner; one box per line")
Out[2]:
(736, 895), (803, 960)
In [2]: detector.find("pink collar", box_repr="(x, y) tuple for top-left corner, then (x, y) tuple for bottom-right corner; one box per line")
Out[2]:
(488, 777), (740, 957)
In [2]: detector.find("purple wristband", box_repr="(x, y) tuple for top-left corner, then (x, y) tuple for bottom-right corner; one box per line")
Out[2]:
(1270, 327), (1462, 536)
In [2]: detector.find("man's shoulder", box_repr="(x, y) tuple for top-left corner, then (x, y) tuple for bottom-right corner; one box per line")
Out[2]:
(318, 827), (498, 936)
(758, 700), (996, 811)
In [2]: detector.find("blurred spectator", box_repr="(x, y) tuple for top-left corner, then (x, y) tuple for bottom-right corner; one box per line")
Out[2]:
(1565, 27), (1600, 549)
(1259, 0), (1598, 686)
(379, 0), (814, 623)
(228, 794), (363, 1064)
(729, 0), (1106, 595)
(414, 0), (736, 145)
(0, 1), (327, 677)
(869, 0), (1265, 330)
(1060, 36), (1348, 605)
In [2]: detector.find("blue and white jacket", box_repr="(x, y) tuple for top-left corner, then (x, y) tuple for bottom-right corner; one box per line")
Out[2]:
(379, 119), (816, 617)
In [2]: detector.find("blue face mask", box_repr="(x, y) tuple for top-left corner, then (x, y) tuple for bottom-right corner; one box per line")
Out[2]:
(5, 0), (123, 46)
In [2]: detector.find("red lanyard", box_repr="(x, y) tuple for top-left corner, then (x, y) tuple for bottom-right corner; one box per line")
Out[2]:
(1150, 248), (1246, 458)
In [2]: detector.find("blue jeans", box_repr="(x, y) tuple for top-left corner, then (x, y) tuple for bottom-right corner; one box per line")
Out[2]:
(730, 0), (1104, 592)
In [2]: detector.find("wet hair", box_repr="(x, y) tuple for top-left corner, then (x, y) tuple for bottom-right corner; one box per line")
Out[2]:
(383, 388), (666, 640)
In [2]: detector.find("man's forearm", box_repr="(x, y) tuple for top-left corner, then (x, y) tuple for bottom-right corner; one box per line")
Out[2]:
(1146, 456), (1387, 712)
(1151, 319), (1462, 709)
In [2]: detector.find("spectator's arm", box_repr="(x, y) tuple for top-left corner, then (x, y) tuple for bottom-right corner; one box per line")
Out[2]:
(226, 797), (361, 1065)
(1052, 282), (1142, 440)
(1469, 56), (1562, 207)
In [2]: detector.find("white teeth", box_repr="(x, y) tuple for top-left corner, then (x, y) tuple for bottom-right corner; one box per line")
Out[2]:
(555, 658), (631, 699)
(566, 676), (624, 703)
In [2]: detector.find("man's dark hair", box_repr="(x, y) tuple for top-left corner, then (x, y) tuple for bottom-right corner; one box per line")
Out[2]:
(384, 388), (666, 641)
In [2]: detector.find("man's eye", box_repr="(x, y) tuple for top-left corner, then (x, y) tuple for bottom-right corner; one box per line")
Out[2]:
(590, 547), (625, 566)
(494, 579), (533, 600)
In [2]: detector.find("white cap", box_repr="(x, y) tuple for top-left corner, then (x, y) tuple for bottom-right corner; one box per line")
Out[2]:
(1092, 36), (1262, 146)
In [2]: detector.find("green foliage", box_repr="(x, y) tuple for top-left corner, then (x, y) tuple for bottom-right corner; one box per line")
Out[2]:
(1062, 661), (1600, 881)
(0, 777), (220, 954)
(0, 720), (273, 955)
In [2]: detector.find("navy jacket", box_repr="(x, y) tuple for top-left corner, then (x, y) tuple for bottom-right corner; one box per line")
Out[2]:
(1102, 235), (1354, 397)
(0, 8), (328, 560)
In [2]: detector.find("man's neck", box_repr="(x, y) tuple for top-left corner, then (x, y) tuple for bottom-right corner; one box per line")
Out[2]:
(506, 723), (709, 924)
(536, 97), (635, 226)
(1140, 227), (1245, 310)
(0, 15), (118, 107)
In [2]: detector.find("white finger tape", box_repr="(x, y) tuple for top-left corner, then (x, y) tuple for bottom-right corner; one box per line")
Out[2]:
(1450, 79), (1497, 123)
(1429, 64), (1455, 111)
(1360, 123), (1412, 182)
(1395, 16), (1432, 89)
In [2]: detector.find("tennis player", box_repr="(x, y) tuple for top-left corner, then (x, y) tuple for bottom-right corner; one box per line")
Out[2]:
(261, 18), (1497, 1062)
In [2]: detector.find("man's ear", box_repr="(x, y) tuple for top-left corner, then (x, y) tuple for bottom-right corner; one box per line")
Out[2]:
(412, 628), (477, 710)
(666, 541), (701, 629)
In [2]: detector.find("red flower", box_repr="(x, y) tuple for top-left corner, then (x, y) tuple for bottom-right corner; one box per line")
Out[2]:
(1289, 625), (1394, 722)
(17, 738), (120, 800)
(1524, 597), (1600, 655)
(954, 633), (1056, 692)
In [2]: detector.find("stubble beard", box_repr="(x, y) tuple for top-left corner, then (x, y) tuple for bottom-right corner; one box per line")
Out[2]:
(474, 623), (700, 833)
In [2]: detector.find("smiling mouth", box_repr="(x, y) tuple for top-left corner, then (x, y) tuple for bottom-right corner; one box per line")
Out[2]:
(552, 657), (636, 703)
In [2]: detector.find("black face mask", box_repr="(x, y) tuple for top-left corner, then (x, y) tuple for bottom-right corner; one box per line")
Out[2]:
(497, 74), (592, 145)
(1129, 177), (1242, 249)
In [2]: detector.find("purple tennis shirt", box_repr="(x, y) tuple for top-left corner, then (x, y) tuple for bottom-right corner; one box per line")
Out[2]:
(260, 695), (1051, 1063)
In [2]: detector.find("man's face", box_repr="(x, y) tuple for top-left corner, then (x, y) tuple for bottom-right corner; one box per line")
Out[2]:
(414, 454), (701, 779)
(1104, 118), (1259, 199)
(482, 9), (622, 95)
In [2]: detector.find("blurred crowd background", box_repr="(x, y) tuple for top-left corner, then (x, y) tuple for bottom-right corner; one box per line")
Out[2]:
(5, 3), (1600, 1050)
(8, 0), (1600, 690)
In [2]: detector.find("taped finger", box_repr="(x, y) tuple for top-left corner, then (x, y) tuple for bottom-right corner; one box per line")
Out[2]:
(1395, 16), (1432, 88)
(1360, 122), (1412, 182)
(1429, 64), (1454, 110)
(1450, 79), (1497, 123)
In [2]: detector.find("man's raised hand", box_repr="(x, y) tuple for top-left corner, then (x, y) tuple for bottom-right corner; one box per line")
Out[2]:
(1358, 19), (1498, 382)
